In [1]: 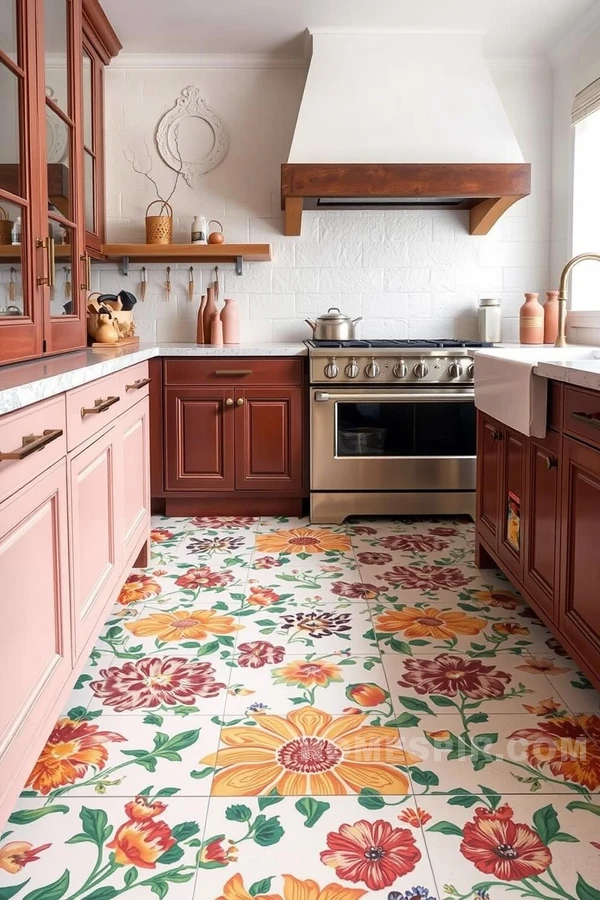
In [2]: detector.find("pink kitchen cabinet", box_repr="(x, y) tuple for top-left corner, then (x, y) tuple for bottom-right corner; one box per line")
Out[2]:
(120, 398), (151, 566)
(0, 460), (72, 820)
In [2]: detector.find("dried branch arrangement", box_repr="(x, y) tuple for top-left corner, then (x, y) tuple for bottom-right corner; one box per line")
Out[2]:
(123, 137), (184, 215)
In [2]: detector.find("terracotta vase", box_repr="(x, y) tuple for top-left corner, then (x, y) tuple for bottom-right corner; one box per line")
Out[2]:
(210, 310), (223, 347)
(543, 290), (559, 344)
(196, 295), (206, 344)
(519, 292), (544, 344)
(221, 297), (240, 345)
(203, 286), (217, 340)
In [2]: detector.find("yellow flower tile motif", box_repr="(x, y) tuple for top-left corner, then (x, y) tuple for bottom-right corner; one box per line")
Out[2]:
(256, 528), (352, 555)
(201, 706), (420, 796)
(375, 606), (486, 640)
(126, 609), (242, 642)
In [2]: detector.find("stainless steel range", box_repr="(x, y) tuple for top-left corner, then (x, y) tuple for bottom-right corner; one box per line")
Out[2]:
(308, 339), (490, 524)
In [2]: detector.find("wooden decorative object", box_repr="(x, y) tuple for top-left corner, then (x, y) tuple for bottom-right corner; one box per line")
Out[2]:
(145, 200), (173, 244)
(281, 163), (531, 236)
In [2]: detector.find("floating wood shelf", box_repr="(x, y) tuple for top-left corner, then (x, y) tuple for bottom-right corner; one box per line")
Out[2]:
(101, 242), (271, 276)
(0, 244), (73, 260)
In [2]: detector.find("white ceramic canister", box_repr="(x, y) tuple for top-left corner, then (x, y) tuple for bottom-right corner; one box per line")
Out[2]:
(191, 215), (207, 245)
(478, 297), (502, 343)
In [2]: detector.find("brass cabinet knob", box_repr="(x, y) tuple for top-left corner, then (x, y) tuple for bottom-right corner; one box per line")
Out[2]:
(225, 398), (234, 407)
(236, 397), (245, 406)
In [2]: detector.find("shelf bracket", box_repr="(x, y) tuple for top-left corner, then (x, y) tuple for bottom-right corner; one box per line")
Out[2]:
(235, 256), (243, 276)
(120, 256), (130, 277)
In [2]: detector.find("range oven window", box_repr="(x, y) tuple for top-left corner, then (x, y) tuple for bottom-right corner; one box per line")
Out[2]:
(335, 399), (476, 458)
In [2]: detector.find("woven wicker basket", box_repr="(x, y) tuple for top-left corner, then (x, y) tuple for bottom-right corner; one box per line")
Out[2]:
(145, 200), (173, 245)
(0, 206), (13, 245)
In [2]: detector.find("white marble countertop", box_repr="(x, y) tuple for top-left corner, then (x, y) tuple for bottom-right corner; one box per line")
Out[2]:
(534, 355), (600, 391)
(0, 342), (308, 415)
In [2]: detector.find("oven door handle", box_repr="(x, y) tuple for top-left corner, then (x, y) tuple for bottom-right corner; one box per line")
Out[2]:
(314, 390), (475, 402)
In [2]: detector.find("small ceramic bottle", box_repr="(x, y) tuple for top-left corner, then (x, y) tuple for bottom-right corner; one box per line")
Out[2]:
(196, 295), (206, 344)
(543, 290), (559, 344)
(221, 297), (240, 345)
(203, 286), (217, 339)
(519, 292), (544, 344)
(191, 215), (207, 245)
(210, 310), (223, 347)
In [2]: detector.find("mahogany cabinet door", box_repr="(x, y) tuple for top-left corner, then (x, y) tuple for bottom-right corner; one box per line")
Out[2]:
(559, 437), (600, 673)
(0, 459), (71, 815)
(497, 425), (526, 579)
(164, 386), (235, 491)
(523, 430), (560, 621)
(476, 411), (503, 550)
(120, 397), (150, 564)
(234, 387), (303, 492)
(68, 425), (120, 659)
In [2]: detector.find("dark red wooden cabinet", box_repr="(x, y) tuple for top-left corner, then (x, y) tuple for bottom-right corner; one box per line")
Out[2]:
(524, 430), (560, 619)
(497, 426), (526, 579)
(156, 358), (307, 515)
(475, 412), (503, 549)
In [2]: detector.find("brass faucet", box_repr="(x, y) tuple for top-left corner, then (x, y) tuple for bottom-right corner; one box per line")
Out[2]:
(555, 252), (600, 347)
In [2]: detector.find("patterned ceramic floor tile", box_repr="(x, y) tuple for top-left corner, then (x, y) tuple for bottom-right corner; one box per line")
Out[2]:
(418, 793), (600, 899)
(19, 715), (222, 802)
(193, 795), (436, 900)
(223, 652), (390, 720)
(85, 654), (234, 718)
(539, 654), (600, 715)
(244, 565), (364, 603)
(0, 797), (209, 900)
(253, 521), (357, 569)
(399, 711), (600, 796)
(233, 598), (377, 655)
(382, 650), (571, 716)
(58, 650), (115, 718)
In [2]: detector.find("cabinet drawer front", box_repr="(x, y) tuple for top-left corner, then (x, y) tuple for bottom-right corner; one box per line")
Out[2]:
(563, 385), (600, 450)
(164, 358), (304, 386)
(0, 461), (71, 809)
(66, 371), (123, 451)
(0, 395), (67, 504)
(119, 361), (150, 412)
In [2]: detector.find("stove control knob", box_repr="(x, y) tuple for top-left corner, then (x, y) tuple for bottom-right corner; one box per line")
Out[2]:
(393, 361), (408, 379)
(413, 361), (429, 379)
(467, 362), (475, 378)
(365, 358), (381, 379)
(344, 358), (360, 379)
(324, 358), (339, 379)
(448, 362), (464, 379)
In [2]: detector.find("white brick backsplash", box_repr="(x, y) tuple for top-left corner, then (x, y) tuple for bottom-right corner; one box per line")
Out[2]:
(273, 268), (319, 293)
(249, 293), (295, 318)
(104, 64), (551, 345)
(320, 268), (384, 293)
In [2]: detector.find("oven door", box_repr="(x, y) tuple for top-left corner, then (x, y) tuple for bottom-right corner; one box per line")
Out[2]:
(311, 388), (476, 492)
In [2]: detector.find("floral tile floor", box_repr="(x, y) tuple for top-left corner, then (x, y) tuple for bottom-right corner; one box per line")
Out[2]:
(2, 516), (600, 900)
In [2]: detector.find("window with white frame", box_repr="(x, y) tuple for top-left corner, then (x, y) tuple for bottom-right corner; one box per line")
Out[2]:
(572, 79), (600, 310)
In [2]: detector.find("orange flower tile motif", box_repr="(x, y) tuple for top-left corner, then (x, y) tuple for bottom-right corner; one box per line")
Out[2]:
(0, 841), (51, 874)
(398, 807), (432, 828)
(216, 873), (366, 900)
(515, 657), (571, 676)
(107, 815), (175, 868)
(374, 606), (486, 640)
(116, 573), (162, 606)
(201, 707), (420, 796)
(256, 528), (352, 555)
(509, 715), (600, 790)
(126, 608), (241, 643)
(246, 586), (282, 607)
(26, 718), (125, 795)
(472, 589), (523, 609)
(272, 659), (344, 689)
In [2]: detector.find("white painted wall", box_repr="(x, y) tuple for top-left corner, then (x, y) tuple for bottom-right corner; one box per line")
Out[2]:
(99, 56), (552, 344)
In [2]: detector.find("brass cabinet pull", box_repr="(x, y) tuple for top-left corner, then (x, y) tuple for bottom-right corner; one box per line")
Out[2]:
(125, 377), (151, 391)
(36, 236), (56, 287)
(0, 428), (63, 462)
(236, 397), (245, 406)
(81, 395), (120, 417)
(225, 398), (234, 407)
(214, 369), (253, 377)
(572, 411), (600, 430)
(80, 253), (92, 290)
(543, 454), (558, 470)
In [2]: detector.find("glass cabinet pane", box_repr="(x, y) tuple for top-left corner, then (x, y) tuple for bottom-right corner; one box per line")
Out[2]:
(0, 199), (25, 318)
(0, 2), (18, 62)
(46, 103), (71, 220)
(44, 0), (68, 113)
(84, 151), (94, 232)
(82, 51), (92, 148)
(48, 216), (76, 317)
(0, 61), (22, 197)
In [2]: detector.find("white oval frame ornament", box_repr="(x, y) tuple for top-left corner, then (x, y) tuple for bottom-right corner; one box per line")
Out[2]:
(155, 86), (229, 188)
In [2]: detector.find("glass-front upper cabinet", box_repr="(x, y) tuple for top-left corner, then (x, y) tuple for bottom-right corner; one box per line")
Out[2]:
(0, 1), (40, 359)
(81, 36), (105, 253)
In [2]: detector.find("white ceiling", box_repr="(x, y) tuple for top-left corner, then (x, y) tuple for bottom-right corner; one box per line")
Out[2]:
(100, 0), (596, 59)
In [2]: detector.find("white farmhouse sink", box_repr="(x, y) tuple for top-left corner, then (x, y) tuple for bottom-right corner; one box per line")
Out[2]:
(473, 347), (600, 437)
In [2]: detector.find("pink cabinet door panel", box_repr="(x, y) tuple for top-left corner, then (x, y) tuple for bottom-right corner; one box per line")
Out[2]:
(69, 427), (120, 659)
(0, 460), (71, 814)
(120, 398), (150, 564)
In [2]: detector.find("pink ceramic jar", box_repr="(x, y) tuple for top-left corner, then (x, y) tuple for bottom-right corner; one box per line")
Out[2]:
(519, 292), (544, 344)
(543, 290), (559, 344)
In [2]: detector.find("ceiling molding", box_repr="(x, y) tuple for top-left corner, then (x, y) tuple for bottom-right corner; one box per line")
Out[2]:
(110, 53), (308, 70)
(549, 0), (600, 65)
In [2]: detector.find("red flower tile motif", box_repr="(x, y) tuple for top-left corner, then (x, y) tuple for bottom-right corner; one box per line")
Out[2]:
(174, 566), (235, 589)
(331, 581), (381, 600)
(377, 565), (473, 591)
(460, 804), (552, 881)
(397, 654), (511, 700)
(320, 819), (421, 890)
(509, 715), (600, 791)
(355, 552), (393, 566)
(191, 516), (257, 528)
(428, 526), (459, 536)
(90, 657), (226, 711)
(237, 641), (285, 668)
(379, 534), (451, 552)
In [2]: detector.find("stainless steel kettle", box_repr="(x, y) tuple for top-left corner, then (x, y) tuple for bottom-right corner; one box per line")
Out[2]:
(305, 307), (362, 341)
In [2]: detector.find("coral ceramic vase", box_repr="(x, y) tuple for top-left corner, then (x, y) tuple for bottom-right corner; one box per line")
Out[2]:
(544, 290), (559, 344)
(519, 292), (544, 344)
(221, 297), (240, 345)
(210, 311), (223, 346)
(203, 286), (217, 340)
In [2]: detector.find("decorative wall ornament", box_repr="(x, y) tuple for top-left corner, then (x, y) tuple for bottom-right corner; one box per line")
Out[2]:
(155, 86), (229, 188)
(45, 88), (68, 163)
